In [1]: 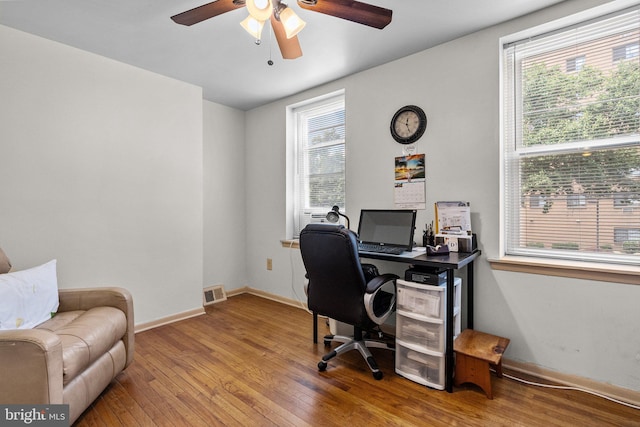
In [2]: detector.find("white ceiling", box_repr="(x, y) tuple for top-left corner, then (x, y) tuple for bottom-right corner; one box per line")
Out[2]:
(0, 0), (567, 110)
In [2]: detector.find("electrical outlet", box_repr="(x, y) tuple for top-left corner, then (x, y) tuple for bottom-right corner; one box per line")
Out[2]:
(267, 258), (273, 270)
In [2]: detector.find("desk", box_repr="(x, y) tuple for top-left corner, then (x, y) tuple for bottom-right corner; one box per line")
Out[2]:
(360, 249), (480, 393)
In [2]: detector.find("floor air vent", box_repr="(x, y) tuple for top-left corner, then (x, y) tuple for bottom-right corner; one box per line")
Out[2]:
(203, 285), (227, 306)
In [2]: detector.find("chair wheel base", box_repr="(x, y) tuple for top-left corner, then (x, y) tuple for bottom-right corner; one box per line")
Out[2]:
(373, 371), (383, 380)
(318, 361), (328, 372)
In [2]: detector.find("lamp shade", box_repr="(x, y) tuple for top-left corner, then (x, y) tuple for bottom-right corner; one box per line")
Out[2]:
(326, 211), (339, 223)
(278, 7), (306, 39)
(240, 15), (265, 40)
(326, 205), (350, 229)
(246, 0), (273, 21)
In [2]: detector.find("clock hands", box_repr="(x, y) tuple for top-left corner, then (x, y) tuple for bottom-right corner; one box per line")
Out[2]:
(390, 105), (427, 144)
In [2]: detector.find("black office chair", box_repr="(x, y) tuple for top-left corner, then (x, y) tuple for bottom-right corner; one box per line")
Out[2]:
(299, 223), (398, 380)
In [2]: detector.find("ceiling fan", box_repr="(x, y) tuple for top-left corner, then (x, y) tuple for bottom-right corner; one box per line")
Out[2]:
(171, 0), (393, 60)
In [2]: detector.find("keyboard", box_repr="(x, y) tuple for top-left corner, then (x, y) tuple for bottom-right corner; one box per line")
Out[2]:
(358, 243), (406, 255)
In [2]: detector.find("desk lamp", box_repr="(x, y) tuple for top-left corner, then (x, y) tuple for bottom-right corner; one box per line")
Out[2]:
(326, 205), (350, 230)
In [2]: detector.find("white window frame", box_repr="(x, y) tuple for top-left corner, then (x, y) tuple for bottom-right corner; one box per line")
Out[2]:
(287, 90), (346, 238)
(499, 1), (640, 268)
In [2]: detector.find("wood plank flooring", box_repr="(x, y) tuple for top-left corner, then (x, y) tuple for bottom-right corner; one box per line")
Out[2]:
(75, 294), (639, 426)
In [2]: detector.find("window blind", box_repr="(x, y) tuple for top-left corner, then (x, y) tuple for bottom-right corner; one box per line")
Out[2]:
(502, 6), (640, 265)
(293, 94), (345, 235)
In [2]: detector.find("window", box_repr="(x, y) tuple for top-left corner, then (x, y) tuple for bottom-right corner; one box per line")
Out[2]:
(566, 55), (585, 72)
(529, 194), (546, 209)
(291, 91), (346, 237)
(566, 194), (586, 208)
(612, 41), (639, 61)
(502, 6), (640, 266)
(613, 192), (640, 208)
(614, 227), (640, 243)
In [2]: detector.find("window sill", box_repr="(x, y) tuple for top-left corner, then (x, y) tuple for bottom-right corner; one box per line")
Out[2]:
(281, 239), (299, 249)
(488, 256), (640, 285)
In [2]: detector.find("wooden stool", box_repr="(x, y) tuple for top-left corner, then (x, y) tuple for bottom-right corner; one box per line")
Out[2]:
(454, 329), (510, 399)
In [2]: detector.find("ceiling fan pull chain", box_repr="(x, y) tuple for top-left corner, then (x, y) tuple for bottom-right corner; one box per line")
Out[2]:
(268, 21), (275, 66)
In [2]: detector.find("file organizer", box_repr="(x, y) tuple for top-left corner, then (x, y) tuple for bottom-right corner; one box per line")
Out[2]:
(395, 278), (461, 390)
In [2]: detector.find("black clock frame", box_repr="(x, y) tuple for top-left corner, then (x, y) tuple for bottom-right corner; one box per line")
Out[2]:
(390, 105), (427, 144)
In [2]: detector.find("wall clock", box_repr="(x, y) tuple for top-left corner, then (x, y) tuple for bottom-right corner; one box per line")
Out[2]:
(390, 105), (427, 144)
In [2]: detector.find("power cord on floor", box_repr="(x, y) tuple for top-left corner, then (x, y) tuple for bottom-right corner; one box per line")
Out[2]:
(496, 369), (640, 411)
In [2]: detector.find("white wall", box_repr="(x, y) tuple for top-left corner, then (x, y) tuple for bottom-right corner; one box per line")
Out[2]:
(0, 25), (204, 325)
(203, 100), (247, 290)
(244, 0), (640, 392)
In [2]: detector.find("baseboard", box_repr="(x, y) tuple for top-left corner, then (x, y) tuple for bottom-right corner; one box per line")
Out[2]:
(132, 285), (303, 333)
(503, 358), (640, 408)
(229, 286), (309, 311)
(134, 307), (205, 333)
(225, 286), (250, 298)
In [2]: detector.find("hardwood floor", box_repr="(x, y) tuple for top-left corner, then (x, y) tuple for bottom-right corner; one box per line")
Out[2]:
(76, 294), (639, 426)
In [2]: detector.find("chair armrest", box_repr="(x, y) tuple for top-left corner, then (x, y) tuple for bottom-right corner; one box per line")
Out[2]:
(361, 263), (380, 282)
(364, 274), (398, 325)
(0, 329), (64, 404)
(58, 287), (135, 367)
(365, 273), (398, 294)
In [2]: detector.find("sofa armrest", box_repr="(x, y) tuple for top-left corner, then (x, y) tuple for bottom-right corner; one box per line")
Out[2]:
(0, 329), (64, 404)
(58, 287), (135, 367)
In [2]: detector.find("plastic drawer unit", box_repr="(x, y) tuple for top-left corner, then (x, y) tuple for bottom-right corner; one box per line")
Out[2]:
(396, 310), (445, 352)
(396, 340), (446, 389)
(395, 278), (461, 389)
(396, 278), (461, 319)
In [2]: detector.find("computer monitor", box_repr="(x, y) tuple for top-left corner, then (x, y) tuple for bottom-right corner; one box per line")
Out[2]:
(357, 209), (417, 251)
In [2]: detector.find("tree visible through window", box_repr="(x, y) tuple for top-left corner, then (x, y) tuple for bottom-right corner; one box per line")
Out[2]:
(291, 92), (345, 237)
(502, 6), (640, 265)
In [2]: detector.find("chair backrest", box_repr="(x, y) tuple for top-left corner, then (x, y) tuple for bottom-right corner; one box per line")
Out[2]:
(299, 223), (372, 328)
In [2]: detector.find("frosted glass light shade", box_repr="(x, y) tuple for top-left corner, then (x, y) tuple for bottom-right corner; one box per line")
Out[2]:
(279, 7), (306, 39)
(240, 15), (265, 40)
(246, 0), (273, 21)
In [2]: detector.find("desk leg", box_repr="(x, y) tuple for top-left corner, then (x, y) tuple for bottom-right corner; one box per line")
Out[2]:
(467, 261), (474, 330)
(313, 312), (318, 343)
(445, 269), (454, 393)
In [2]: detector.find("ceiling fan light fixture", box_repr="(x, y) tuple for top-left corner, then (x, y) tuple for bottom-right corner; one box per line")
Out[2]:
(240, 15), (265, 42)
(278, 6), (306, 39)
(246, 0), (273, 21)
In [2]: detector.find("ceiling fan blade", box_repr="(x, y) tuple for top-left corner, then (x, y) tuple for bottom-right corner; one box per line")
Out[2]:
(297, 0), (392, 29)
(171, 0), (244, 26)
(270, 15), (303, 60)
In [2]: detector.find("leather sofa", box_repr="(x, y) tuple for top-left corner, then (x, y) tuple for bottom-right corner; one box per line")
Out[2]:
(0, 250), (134, 424)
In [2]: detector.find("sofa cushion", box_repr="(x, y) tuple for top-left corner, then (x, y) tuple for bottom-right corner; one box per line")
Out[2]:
(38, 306), (127, 385)
(36, 310), (85, 332)
(0, 260), (59, 330)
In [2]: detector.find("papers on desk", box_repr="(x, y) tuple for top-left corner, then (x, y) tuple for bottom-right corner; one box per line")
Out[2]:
(434, 201), (472, 252)
(392, 247), (426, 258)
(434, 201), (471, 235)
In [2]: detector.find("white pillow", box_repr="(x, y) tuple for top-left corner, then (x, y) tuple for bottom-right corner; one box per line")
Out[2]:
(0, 260), (59, 330)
